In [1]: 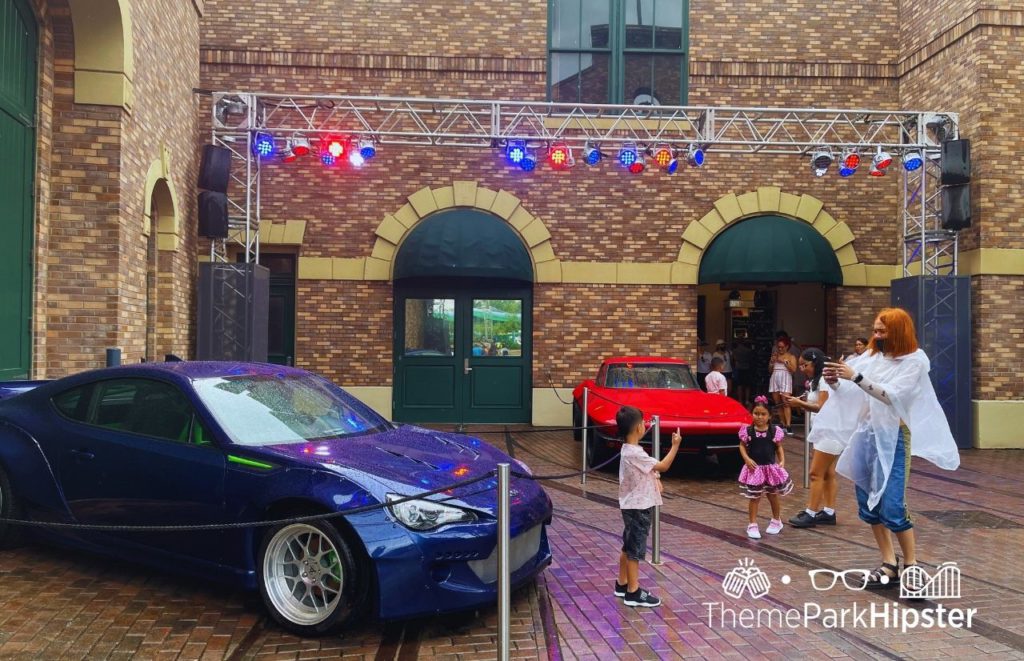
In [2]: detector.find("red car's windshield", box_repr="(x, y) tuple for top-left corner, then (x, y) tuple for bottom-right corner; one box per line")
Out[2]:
(601, 363), (699, 390)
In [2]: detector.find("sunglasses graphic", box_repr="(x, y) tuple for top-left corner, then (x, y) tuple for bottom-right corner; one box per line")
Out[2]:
(807, 569), (871, 591)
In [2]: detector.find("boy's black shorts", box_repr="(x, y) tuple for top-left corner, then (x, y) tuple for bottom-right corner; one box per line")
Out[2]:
(621, 507), (653, 561)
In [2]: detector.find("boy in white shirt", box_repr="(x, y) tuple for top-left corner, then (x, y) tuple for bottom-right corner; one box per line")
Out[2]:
(705, 357), (728, 396)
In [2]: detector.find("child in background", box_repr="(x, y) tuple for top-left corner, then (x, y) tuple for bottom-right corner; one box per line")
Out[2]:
(705, 356), (728, 396)
(614, 406), (682, 607)
(738, 396), (794, 539)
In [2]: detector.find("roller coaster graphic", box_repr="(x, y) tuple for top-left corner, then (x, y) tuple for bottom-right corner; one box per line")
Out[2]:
(900, 562), (961, 600)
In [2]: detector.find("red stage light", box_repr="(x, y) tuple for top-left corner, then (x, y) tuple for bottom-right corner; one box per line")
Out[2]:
(653, 146), (673, 167)
(628, 159), (645, 174)
(549, 144), (571, 170)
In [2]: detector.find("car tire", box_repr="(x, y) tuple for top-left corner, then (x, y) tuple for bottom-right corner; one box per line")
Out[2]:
(584, 419), (610, 470)
(258, 520), (363, 636)
(572, 402), (582, 441)
(0, 464), (23, 549)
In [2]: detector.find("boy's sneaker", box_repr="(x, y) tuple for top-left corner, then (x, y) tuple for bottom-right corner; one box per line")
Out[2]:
(789, 511), (817, 528)
(614, 581), (627, 598)
(623, 588), (661, 607)
(814, 511), (837, 525)
(765, 519), (784, 535)
(746, 523), (761, 539)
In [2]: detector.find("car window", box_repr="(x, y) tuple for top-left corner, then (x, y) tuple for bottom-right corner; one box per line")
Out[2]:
(191, 417), (214, 446)
(52, 385), (90, 422)
(92, 379), (196, 443)
(602, 363), (698, 390)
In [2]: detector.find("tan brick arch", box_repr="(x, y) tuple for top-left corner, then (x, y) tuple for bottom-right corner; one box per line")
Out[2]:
(675, 187), (866, 285)
(368, 182), (559, 282)
(66, 0), (134, 109)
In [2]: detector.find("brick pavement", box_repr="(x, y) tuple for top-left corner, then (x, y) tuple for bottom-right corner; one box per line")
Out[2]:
(1, 428), (1022, 660)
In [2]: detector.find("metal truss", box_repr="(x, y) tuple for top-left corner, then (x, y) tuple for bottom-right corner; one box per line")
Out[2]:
(208, 92), (960, 271)
(902, 154), (958, 277)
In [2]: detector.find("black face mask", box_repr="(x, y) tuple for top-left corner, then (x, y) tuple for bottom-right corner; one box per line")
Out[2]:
(874, 339), (885, 354)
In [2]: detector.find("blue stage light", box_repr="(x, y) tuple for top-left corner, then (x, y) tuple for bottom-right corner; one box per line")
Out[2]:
(506, 140), (527, 165)
(584, 144), (602, 165)
(359, 138), (376, 159)
(618, 143), (639, 167)
(520, 150), (537, 172)
(252, 132), (276, 158)
(903, 150), (923, 171)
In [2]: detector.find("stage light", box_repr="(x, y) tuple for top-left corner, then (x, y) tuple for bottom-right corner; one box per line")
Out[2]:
(359, 138), (376, 159)
(583, 142), (602, 166)
(323, 135), (345, 158)
(653, 144), (678, 173)
(349, 149), (365, 167)
(873, 146), (893, 170)
(521, 149), (538, 172)
(506, 140), (527, 165)
(811, 148), (833, 172)
(902, 150), (923, 171)
(813, 166), (828, 178)
(280, 142), (298, 163)
(869, 163), (885, 177)
(686, 144), (705, 167)
(291, 136), (311, 156)
(628, 154), (646, 174)
(252, 132), (276, 159)
(837, 149), (860, 177)
(549, 143), (572, 170)
(618, 143), (640, 168)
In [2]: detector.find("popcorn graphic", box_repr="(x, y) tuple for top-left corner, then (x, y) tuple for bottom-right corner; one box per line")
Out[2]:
(723, 558), (771, 599)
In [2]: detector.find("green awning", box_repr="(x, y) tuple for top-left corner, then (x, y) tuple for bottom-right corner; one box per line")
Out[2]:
(394, 209), (533, 282)
(698, 215), (843, 285)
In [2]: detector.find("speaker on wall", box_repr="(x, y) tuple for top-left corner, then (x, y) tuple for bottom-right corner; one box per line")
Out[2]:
(198, 190), (229, 238)
(941, 185), (971, 230)
(940, 139), (971, 186)
(198, 144), (232, 193)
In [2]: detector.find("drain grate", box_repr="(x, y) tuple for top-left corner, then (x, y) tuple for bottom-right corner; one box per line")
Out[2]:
(920, 510), (1023, 529)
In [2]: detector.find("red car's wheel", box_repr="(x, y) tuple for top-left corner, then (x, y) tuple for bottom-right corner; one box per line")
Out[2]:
(572, 402), (583, 441)
(0, 464), (23, 549)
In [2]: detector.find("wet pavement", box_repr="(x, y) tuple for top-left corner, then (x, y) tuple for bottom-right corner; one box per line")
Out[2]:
(1, 427), (1022, 660)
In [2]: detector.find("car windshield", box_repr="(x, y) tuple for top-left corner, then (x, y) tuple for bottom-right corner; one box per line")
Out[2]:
(602, 363), (699, 390)
(193, 373), (390, 446)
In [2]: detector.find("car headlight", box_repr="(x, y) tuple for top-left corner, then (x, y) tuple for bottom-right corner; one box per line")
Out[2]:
(386, 494), (478, 531)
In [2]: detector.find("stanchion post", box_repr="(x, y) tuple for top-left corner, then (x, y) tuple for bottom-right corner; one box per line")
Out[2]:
(651, 415), (662, 565)
(581, 387), (589, 486)
(497, 463), (511, 661)
(803, 415), (810, 489)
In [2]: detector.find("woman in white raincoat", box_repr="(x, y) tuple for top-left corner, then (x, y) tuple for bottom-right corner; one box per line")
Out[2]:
(815, 307), (960, 589)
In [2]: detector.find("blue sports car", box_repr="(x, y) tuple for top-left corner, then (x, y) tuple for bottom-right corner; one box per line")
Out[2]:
(0, 362), (552, 635)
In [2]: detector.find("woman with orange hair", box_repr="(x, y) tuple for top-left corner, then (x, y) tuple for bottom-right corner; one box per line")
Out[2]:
(816, 308), (960, 589)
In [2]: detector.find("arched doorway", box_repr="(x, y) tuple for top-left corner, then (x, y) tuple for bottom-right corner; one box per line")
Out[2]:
(393, 209), (533, 424)
(0, 0), (37, 380)
(697, 215), (842, 395)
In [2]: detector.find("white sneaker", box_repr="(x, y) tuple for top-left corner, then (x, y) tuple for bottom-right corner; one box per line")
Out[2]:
(746, 523), (761, 539)
(766, 519), (784, 535)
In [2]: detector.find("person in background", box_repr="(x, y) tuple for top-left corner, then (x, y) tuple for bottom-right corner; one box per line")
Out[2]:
(696, 340), (713, 391)
(613, 406), (682, 607)
(714, 340), (733, 393)
(731, 340), (753, 407)
(768, 337), (797, 433)
(854, 337), (869, 356)
(705, 357), (728, 396)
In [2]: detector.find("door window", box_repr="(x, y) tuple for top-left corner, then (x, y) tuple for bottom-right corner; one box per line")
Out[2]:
(93, 379), (195, 443)
(471, 299), (522, 357)
(404, 298), (455, 356)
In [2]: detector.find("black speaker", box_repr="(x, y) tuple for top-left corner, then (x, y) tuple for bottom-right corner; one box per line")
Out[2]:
(198, 191), (229, 238)
(941, 184), (971, 230)
(198, 144), (231, 193)
(940, 139), (970, 186)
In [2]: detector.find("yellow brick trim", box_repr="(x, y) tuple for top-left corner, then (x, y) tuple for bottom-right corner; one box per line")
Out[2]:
(332, 258), (365, 280)
(282, 220), (306, 245)
(536, 260), (562, 283)
(795, 194), (824, 223)
(562, 261), (617, 284)
(432, 185), (455, 210)
(68, 0), (135, 110)
(407, 187), (438, 218)
(811, 210), (838, 235)
(778, 192), (801, 217)
(960, 248), (1024, 276)
(835, 244), (858, 267)
(974, 400), (1024, 449)
(371, 238), (396, 262)
(864, 264), (900, 286)
(490, 190), (521, 220)
(531, 240), (556, 264)
(453, 180), (478, 206)
(474, 187), (498, 210)
(521, 219), (551, 247)
(298, 257), (332, 280)
(671, 262), (698, 285)
(677, 242), (702, 265)
(508, 206), (535, 232)
(682, 221), (713, 249)
(393, 204), (419, 229)
(736, 191), (760, 217)
(841, 263), (867, 286)
(823, 221), (855, 250)
(375, 215), (406, 245)
(712, 194), (742, 224)
(364, 257), (390, 280)
(698, 209), (725, 235)
(618, 263), (672, 284)
(756, 186), (781, 212)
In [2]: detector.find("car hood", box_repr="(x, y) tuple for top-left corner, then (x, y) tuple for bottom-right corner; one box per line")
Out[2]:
(253, 425), (549, 519)
(589, 388), (751, 425)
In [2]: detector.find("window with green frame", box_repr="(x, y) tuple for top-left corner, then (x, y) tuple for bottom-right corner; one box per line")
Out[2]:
(549, 0), (688, 105)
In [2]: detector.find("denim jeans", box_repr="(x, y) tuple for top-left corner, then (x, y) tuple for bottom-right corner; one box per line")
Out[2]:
(855, 427), (913, 532)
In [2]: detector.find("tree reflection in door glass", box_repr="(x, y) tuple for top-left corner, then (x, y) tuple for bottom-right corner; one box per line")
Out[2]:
(472, 300), (522, 357)
(404, 299), (454, 356)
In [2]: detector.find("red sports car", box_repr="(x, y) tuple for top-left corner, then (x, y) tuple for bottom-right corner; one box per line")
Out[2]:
(571, 356), (753, 468)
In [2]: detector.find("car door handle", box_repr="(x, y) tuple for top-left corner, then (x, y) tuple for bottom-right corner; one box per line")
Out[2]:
(70, 449), (95, 461)
(464, 358), (473, 374)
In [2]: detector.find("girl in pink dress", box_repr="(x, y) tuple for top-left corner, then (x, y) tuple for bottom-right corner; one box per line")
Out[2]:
(738, 396), (794, 538)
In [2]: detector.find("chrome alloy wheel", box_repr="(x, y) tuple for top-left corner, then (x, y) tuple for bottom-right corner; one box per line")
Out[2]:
(262, 523), (345, 626)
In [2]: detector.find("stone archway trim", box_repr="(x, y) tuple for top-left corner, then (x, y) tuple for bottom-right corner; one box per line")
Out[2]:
(142, 154), (179, 252)
(67, 0), (134, 109)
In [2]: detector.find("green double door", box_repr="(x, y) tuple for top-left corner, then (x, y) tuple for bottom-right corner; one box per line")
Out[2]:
(393, 279), (532, 424)
(0, 0), (37, 380)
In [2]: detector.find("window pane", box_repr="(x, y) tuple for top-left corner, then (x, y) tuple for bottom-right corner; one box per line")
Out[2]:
(653, 0), (684, 49)
(472, 300), (522, 358)
(53, 387), (87, 421)
(653, 54), (682, 104)
(582, 0), (611, 48)
(268, 294), (284, 354)
(404, 299), (454, 356)
(94, 380), (139, 428)
(95, 379), (195, 443)
(624, 0), (654, 48)
(551, 52), (582, 103)
(623, 53), (682, 105)
(551, 0), (581, 49)
(579, 53), (610, 103)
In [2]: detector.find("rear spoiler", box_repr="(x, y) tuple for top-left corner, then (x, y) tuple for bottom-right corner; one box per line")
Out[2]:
(0, 380), (49, 401)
